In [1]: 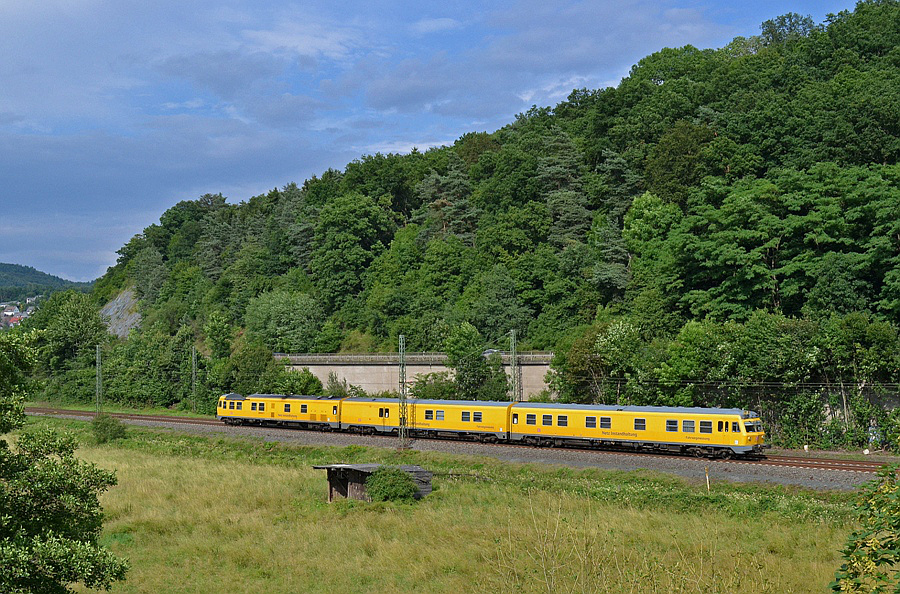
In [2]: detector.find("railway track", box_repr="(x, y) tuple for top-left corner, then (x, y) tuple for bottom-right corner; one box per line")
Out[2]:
(26, 407), (892, 474)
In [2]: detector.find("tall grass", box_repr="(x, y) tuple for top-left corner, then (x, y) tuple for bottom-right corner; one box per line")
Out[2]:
(21, 417), (850, 593)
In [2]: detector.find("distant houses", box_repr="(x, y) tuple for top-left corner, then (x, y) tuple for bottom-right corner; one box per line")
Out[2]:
(1, 301), (34, 329)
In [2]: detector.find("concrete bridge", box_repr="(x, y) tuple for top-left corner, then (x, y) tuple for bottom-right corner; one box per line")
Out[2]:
(276, 352), (553, 400)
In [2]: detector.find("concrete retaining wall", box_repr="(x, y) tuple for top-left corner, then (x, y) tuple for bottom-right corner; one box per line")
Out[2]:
(277, 352), (552, 399)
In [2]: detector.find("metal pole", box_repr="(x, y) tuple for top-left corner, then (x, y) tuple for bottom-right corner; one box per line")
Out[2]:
(95, 344), (102, 414)
(191, 346), (197, 413)
(510, 329), (521, 401)
(399, 334), (409, 448)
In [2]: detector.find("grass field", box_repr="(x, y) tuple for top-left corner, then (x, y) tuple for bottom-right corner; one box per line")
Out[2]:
(20, 417), (856, 593)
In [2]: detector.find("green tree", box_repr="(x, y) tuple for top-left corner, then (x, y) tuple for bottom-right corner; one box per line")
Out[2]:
(245, 290), (325, 353)
(0, 331), (128, 592)
(831, 465), (900, 592)
(27, 291), (107, 372)
(444, 322), (489, 400)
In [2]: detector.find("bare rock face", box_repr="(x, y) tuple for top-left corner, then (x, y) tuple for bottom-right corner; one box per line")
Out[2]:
(100, 288), (141, 338)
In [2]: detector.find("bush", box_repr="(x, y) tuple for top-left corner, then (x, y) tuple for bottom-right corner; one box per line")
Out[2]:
(92, 413), (127, 443)
(831, 465), (900, 591)
(365, 467), (419, 503)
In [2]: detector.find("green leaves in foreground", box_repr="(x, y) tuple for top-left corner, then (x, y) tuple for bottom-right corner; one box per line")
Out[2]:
(832, 465), (900, 592)
(1, 332), (128, 593)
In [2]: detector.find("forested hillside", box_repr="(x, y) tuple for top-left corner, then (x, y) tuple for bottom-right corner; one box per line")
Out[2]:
(23, 2), (900, 447)
(0, 263), (91, 301)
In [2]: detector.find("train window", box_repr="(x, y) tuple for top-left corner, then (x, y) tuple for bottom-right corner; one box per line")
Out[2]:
(557, 415), (568, 427)
(425, 410), (434, 420)
(378, 408), (384, 418)
(542, 414), (552, 426)
(229, 401), (235, 410)
(585, 416), (596, 428)
(666, 419), (678, 432)
(260, 403), (266, 411)
(512, 413), (519, 424)
(473, 412), (483, 423)
(600, 417), (611, 429)
(732, 422), (740, 433)
(333, 406), (338, 415)
(526, 414), (536, 425)
(700, 421), (712, 433)
(682, 420), (695, 432)
(384, 408), (389, 418)
(718, 421), (729, 432)
(462, 411), (471, 422)
(237, 402), (242, 410)
(301, 404), (308, 414)
(634, 418), (646, 431)
(251, 402), (257, 411)
(284, 404), (291, 413)
(436, 410), (444, 421)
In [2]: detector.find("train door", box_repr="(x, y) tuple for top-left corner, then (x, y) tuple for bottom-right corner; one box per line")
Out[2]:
(378, 406), (390, 433)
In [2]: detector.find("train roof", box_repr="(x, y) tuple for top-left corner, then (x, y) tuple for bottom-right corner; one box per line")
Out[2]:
(511, 402), (758, 417)
(343, 397), (511, 407)
(223, 393), (343, 400)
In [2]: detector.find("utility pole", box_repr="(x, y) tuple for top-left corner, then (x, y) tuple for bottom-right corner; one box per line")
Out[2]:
(398, 334), (410, 448)
(510, 329), (522, 401)
(191, 346), (197, 413)
(95, 344), (102, 414)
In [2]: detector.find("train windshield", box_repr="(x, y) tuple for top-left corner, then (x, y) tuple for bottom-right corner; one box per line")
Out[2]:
(744, 421), (763, 433)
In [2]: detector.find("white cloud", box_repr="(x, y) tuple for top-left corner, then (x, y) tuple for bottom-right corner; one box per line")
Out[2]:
(242, 18), (364, 61)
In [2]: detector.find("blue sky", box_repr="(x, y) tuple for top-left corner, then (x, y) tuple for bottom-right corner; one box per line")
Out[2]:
(0, 0), (858, 281)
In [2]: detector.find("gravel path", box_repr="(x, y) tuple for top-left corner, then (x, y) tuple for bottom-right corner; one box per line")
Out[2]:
(44, 412), (881, 491)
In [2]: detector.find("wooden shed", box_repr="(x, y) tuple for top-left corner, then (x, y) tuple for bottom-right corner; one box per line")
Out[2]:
(313, 464), (432, 502)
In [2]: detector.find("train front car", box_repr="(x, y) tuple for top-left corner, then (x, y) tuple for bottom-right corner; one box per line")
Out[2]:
(217, 393), (246, 424)
(739, 410), (768, 457)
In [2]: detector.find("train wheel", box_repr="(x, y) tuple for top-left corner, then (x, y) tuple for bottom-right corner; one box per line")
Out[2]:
(688, 447), (704, 458)
(718, 449), (732, 460)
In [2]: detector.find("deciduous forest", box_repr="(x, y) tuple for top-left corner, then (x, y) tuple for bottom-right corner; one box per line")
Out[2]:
(20, 2), (900, 448)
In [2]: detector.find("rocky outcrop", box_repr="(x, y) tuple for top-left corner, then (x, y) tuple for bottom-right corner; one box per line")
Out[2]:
(100, 288), (141, 339)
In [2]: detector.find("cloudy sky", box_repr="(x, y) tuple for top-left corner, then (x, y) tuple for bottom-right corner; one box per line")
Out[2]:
(1, 0), (857, 281)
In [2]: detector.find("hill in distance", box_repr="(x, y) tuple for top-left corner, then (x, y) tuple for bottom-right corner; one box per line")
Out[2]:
(0, 262), (92, 302)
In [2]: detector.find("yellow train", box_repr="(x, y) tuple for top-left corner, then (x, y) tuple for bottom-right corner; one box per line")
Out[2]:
(217, 394), (767, 458)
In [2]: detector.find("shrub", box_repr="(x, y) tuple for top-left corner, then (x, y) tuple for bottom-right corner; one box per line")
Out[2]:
(831, 465), (900, 591)
(365, 467), (419, 503)
(92, 413), (127, 443)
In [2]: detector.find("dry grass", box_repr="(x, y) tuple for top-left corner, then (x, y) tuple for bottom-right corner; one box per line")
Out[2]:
(59, 436), (850, 593)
